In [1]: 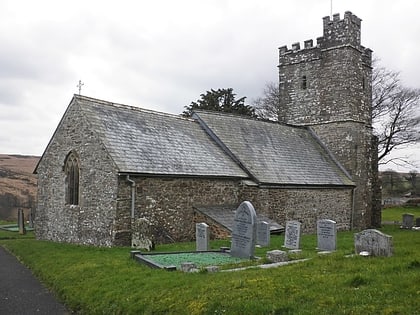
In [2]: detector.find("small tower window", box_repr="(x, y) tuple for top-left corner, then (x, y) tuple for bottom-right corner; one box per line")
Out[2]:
(64, 151), (80, 205)
(362, 76), (366, 90)
(301, 75), (307, 89)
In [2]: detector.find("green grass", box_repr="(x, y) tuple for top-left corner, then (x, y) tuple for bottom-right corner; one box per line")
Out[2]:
(0, 221), (35, 239)
(1, 216), (420, 314)
(382, 206), (420, 222)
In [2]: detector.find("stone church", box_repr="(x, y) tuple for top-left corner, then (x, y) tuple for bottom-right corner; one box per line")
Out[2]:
(34, 11), (380, 246)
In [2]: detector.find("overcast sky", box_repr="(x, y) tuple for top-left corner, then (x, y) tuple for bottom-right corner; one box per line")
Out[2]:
(1, 0), (419, 171)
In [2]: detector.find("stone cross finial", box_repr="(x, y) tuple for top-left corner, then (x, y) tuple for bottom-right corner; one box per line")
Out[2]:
(77, 80), (84, 95)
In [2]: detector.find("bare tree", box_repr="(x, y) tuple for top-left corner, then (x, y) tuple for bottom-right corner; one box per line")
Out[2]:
(372, 59), (420, 165)
(252, 59), (420, 165)
(253, 82), (281, 120)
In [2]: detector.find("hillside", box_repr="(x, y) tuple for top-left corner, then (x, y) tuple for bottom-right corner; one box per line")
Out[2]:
(0, 154), (39, 221)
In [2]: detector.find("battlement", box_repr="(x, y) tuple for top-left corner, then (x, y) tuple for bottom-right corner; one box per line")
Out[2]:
(323, 11), (361, 30)
(279, 11), (364, 57)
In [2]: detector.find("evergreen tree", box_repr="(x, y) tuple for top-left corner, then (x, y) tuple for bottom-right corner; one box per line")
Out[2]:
(182, 88), (255, 117)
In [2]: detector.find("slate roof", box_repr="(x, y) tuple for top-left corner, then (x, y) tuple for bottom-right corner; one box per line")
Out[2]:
(194, 205), (284, 233)
(74, 95), (248, 178)
(193, 111), (354, 186)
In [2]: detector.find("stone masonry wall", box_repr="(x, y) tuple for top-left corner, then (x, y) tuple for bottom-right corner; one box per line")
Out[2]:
(35, 101), (120, 246)
(116, 176), (353, 244)
(240, 185), (353, 233)
(116, 177), (240, 244)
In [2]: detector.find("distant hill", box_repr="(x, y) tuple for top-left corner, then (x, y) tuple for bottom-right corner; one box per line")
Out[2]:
(0, 154), (39, 221)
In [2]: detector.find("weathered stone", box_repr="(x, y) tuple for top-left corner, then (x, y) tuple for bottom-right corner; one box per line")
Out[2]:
(284, 220), (301, 249)
(131, 217), (153, 250)
(180, 262), (198, 273)
(354, 229), (393, 257)
(266, 250), (289, 263)
(256, 221), (270, 247)
(317, 219), (337, 251)
(196, 222), (210, 251)
(230, 201), (257, 259)
(205, 266), (219, 273)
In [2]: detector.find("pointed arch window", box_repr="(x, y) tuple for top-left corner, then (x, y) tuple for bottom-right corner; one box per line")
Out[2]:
(301, 75), (307, 90)
(64, 152), (80, 205)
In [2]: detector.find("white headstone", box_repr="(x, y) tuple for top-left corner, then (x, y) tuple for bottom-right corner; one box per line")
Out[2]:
(196, 222), (210, 251)
(354, 229), (393, 257)
(284, 220), (301, 249)
(230, 201), (257, 259)
(317, 219), (337, 251)
(256, 221), (270, 247)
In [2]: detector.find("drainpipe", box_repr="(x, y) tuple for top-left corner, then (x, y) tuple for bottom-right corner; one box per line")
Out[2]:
(126, 175), (135, 219)
(351, 187), (357, 230)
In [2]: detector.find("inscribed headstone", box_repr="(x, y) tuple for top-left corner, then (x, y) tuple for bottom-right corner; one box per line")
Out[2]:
(354, 229), (393, 257)
(402, 213), (414, 229)
(416, 217), (420, 227)
(284, 220), (301, 249)
(196, 222), (210, 251)
(317, 219), (337, 251)
(256, 221), (270, 247)
(230, 201), (257, 259)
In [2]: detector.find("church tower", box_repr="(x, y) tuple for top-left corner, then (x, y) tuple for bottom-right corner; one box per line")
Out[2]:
(278, 11), (380, 229)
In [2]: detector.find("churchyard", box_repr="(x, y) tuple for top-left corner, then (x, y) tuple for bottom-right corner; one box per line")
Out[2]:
(1, 206), (420, 314)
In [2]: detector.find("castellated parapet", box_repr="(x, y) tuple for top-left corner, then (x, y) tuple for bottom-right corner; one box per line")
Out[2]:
(279, 11), (372, 68)
(277, 11), (373, 127)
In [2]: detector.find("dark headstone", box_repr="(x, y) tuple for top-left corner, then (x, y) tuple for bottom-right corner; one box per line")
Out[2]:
(401, 213), (414, 229)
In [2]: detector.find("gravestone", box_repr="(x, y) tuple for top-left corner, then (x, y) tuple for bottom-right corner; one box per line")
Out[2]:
(131, 217), (153, 250)
(196, 222), (210, 251)
(256, 221), (270, 247)
(354, 229), (393, 257)
(283, 220), (301, 249)
(416, 217), (420, 227)
(17, 208), (26, 235)
(401, 213), (414, 229)
(317, 219), (337, 251)
(230, 201), (257, 259)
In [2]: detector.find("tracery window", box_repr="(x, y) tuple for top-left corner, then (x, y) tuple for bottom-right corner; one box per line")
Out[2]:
(64, 152), (80, 205)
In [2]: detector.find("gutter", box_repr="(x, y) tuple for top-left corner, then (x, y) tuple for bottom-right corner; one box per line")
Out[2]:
(126, 175), (136, 219)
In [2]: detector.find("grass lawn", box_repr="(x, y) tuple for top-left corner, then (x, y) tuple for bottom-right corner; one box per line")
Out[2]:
(381, 206), (420, 223)
(1, 216), (420, 314)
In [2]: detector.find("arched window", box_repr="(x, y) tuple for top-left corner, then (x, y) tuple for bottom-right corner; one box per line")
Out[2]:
(64, 152), (80, 205)
(301, 75), (307, 90)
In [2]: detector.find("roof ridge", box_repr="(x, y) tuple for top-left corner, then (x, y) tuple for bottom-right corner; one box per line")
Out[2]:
(74, 94), (194, 122)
